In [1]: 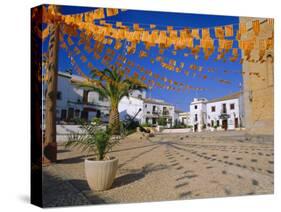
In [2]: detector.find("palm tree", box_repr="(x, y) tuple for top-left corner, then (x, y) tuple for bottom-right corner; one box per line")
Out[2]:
(72, 68), (147, 135)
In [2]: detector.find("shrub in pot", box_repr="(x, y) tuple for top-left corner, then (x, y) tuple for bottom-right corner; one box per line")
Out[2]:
(65, 120), (120, 191)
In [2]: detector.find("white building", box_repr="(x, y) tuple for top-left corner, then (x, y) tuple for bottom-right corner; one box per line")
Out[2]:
(42, 71), (110, 124)
(43, 71), (175, 127)
(190, 98), (208, 132)
(178, 112), (191, 126)
(143, 98), (175, 127)
(189, 92), (243, 132)
(119, 96), (175, 127)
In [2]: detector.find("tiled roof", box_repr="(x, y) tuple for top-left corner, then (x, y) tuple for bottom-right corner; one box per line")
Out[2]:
(207, 92), (241, 103)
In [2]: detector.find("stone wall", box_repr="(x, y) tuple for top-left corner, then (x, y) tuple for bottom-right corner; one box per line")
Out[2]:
(240, 17), (274, 135)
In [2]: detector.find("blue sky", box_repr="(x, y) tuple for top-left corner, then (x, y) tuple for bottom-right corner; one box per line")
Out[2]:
(43, 5), (242, 111)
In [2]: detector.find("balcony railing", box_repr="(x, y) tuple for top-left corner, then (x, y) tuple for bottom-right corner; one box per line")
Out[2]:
(162, 111), (169, 116)
(152, 110), (160, 115)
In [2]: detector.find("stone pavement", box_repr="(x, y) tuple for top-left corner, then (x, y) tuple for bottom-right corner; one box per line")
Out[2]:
(42, 131), (274, 207)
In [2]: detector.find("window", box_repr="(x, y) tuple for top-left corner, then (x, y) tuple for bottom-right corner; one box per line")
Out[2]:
(211, 106), (216, 112)
(230, 103), (235, 110)
(194, 105), (198, 109)
(152, 105), (157, 114)
(211, 120), (214, 127)
(163, 107), (168, 115)
(222, 103), (227, 113)
(60, 109), (67, 121)
(57, 91), (62, 100)
(67, 108), (74, 121)
(96, 110), (101, 118)
(75, 109), (80, 117)
(195, 114), (198, 121)
(145, 104), (147, 108)
(217, 120), (220, 126)
(146, 118), (149, 124)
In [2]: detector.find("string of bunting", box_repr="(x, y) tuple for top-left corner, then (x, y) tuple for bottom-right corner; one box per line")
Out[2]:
(60, 28), (209, 92)
(61, 20), (268, 88)
(41, 5), (274, 65)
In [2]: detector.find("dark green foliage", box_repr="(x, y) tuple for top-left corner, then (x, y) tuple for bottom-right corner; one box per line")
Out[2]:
(65, 121), (119, 160)
(158, 117), (167, 126)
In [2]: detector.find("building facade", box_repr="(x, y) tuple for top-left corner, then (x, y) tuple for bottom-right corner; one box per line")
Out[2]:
(178, 112), (191, 126)
(206, 93), (242, 131)
(42, 72), (110, 124)
(189, 93), (243, 132)
(43, 72), (175, 127)
(240, 17), (274, 135)
(190, 98), (208, 132)
(119, 96), (175, 127)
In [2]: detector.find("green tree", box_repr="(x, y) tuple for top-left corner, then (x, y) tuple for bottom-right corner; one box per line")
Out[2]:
(72, 68), (147, 135)
(158, 116), (167, 126)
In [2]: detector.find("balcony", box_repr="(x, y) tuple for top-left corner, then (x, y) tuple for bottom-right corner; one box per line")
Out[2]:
(152, 110), (160, 115)
(162, 111), (169, 116)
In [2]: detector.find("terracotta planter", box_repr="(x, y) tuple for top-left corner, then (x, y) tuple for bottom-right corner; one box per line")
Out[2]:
(84, 157), (118, 191)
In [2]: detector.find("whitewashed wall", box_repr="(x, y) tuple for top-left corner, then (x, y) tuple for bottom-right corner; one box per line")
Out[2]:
(190, 98), (208, 132)
(118, 97), (144, 123)
(206, 98), (240, 130)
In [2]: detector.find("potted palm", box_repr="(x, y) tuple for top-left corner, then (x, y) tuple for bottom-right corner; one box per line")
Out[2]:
(71, 68), (147, 135)
(67, 68), (147, 191)
(65, 119), (120, 191)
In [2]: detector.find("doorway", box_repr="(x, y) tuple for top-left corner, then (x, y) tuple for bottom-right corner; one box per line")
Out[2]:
(222, 119), (228, 130)
(194, 124), (198, 132)
(235, 118), (239, 128)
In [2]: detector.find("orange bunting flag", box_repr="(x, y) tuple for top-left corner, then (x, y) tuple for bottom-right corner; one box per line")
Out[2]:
(99, 20), (106, 25)
(80, 55), (87, 63)
(267, 18), (274, 25)
(106, 8), (119, 17)
(133, 23), (140, 30)
(139, 50), (148, 58)
(187, 38), (194, 48)
(167, 26), (173, 31)
(191, 29), (200, 39)
(252, 20), (260, 35)
(225, 25), (233, 37)
(215, 26), (224, 39)
(114, 40), (122, 50)
(259, 49), (265, 61)
(159, 49), (164, 55)
(94, 8), (105, 19)
(116, 21), (123, 27)
(150, 24), (156, 29)
(202, 28), (210, 39)
(169, 59), (176, 66)
(266, 37), (273, 49)
(67, 36), (74, 46)
(158, 31), (167, 44)
(42, 27), (49, 40)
